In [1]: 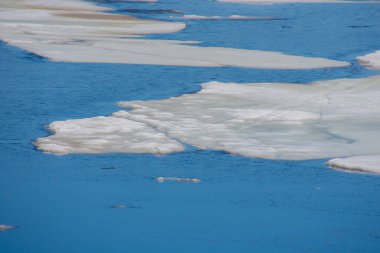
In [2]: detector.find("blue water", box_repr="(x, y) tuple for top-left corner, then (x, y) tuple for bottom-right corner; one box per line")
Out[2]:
(1, 1), (380, 252)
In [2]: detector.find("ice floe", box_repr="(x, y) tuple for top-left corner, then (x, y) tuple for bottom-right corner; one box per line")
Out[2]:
(357, 51), (380, 70)
(36, 75), (380, 161)
(0, 0), (349, 68)
(327, 155), (380, 174)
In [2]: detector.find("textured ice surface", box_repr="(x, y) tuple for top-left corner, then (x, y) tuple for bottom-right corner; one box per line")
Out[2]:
(0, 0), (349, 69)
(358, 51), (380, 70)
(327, 155), (380, 174)
(35, 116), (184, 155)
(36, 76), (380, 161)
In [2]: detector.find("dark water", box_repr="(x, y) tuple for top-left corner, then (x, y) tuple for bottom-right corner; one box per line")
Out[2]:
(1, 0), (380, 252)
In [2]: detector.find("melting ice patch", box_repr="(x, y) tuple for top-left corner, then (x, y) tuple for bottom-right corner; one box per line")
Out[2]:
(36, 76), (380, 165)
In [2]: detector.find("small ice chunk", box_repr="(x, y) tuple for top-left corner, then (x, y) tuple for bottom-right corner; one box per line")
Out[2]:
(327, 155), (380, 175)
(156, 177), (201, 183)
(0, 225), (16, 231)
(357, 50), (380, 70)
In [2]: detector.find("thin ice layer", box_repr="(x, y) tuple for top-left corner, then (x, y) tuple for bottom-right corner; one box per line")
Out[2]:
(0, 0), (349, 68)
(36, 76), (380, 160)
(327, 155), (380, 174)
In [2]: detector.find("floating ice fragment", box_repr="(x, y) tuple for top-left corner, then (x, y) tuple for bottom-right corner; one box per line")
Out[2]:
(327, 155), (380, 175)
(0, 225), (17, 231)
(156, 177), (201, 183)
(357, 50), (380, 70)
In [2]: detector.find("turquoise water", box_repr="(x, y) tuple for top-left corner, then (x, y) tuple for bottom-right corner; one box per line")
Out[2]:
(1, 1), (380, 252)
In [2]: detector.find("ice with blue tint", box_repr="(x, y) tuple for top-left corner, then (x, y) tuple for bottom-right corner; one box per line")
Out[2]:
(1, 0), (380, 253)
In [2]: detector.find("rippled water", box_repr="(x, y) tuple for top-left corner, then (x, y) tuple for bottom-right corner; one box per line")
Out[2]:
(1, 1), (380, 252)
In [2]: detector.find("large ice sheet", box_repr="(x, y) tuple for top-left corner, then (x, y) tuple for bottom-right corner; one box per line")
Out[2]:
(327, 155), (380, 174)
(36, 76), (380, 161)
(0, 0), (349, 69)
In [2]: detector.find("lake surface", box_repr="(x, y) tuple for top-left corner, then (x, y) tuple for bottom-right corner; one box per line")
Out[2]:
(1, 0), (380, 252)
